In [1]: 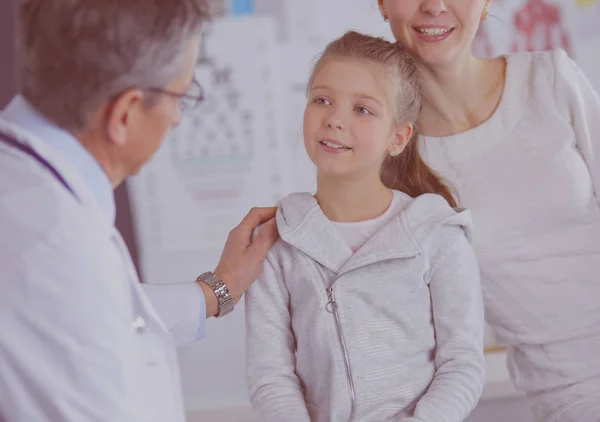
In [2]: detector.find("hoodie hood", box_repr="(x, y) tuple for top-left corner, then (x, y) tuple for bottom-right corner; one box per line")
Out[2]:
(275, 191), (472, 276)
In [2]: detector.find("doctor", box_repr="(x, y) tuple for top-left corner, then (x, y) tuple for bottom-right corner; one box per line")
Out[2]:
(0, 0), (278, 421)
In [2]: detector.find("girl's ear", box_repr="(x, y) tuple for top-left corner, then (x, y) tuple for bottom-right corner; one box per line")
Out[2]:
(388, 122), (413, 157)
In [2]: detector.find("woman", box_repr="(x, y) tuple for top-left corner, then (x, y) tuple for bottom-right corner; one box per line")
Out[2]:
(377, 0), (600, 421)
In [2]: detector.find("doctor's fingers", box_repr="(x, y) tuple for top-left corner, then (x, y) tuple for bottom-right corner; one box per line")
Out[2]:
(248, 218), (279, 260)
(235, 206), (278, 244)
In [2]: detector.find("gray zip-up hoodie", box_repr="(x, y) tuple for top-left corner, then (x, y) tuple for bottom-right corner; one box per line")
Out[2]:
(246, 191), (485, 422)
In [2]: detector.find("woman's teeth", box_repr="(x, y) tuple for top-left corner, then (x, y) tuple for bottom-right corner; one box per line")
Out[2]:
(418, 28), (452, 36)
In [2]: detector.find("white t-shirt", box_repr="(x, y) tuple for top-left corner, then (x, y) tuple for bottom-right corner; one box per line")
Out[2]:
(331, 190), (405, 253)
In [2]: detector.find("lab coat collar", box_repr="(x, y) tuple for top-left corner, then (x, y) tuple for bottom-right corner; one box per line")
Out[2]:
(0, 114), (111, 227)
(1, 96), (116, 224)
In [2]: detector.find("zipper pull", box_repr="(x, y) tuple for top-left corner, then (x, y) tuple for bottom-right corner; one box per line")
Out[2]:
(326, 287), (337, 313)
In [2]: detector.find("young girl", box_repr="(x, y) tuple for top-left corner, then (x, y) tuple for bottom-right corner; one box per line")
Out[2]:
(245, 31), (485, 422)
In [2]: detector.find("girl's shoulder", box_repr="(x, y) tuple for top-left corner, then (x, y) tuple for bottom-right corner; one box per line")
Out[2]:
(395, 192), (473, 251)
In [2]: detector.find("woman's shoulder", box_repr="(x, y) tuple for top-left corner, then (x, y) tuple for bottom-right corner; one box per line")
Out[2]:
(505, 48), (573, 92)
(496, 48), (575, 121)
(505, 48), (567, 73)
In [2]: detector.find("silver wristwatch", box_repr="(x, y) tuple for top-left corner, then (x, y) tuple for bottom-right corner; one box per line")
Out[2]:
(197, 271), (235, 318)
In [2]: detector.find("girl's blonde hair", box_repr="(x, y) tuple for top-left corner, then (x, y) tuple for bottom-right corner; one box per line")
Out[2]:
(307, 31), (456, 207)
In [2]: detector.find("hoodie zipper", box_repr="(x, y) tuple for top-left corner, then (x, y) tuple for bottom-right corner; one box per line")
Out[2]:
(326, 285), (357, 422)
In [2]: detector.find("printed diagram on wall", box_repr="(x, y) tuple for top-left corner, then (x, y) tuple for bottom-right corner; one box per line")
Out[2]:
(473, 0), (576, 58)
(167, 17), (283, 240)
(169, 32), (256, 205)
(511, 0), (573, 56)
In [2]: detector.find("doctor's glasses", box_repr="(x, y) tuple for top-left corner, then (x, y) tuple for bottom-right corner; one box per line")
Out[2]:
(146, 79), (205, 112)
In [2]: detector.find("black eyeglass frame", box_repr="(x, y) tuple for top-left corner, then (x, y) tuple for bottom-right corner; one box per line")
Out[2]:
(146, 79), (205, 111)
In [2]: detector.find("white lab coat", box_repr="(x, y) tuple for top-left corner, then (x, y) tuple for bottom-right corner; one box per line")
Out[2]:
(0, 118), (202, 421)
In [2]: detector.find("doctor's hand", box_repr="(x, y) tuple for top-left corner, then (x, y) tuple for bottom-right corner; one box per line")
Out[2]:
(203, 207), (279, 316)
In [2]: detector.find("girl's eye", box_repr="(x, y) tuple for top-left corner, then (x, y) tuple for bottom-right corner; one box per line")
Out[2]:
(355, 106), (371, 115)
(315, 97), (330, 105)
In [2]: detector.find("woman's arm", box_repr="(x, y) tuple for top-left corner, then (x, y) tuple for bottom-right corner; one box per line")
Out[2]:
(553, 49), (600, 207)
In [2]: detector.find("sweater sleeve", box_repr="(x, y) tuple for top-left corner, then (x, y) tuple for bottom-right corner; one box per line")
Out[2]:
(245, 251), (311, 422)
(553, 48), (600, 208)
(397, 226), (486, 422)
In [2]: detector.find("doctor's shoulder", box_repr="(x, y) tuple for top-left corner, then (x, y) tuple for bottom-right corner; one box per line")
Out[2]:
(0, 157), (128, 307)
(0, 153), (110, 264)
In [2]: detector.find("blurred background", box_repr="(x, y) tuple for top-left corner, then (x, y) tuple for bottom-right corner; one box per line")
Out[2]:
(2, 0), (599, 420)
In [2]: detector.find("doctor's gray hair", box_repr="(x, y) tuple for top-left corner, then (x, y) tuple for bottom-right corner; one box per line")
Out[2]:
(15, 0), (211, 132)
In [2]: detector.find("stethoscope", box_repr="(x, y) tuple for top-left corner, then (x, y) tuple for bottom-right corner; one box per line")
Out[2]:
(0, 130), (79, 201)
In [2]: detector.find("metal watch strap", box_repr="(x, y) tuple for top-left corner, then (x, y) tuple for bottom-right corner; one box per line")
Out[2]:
(197, 271), (234, 317)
